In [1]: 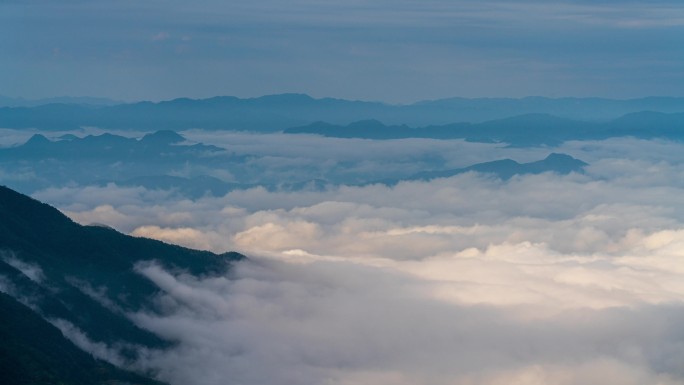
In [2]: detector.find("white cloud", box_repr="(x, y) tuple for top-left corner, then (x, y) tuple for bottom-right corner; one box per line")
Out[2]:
(1, 252), (45, 283)
(25, 137), (684, 384)
(122, 260), (684, 385)
(50, 318), (129, 367)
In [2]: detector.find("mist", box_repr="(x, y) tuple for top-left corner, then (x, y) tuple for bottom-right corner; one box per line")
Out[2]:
(20, 134), (684, 384)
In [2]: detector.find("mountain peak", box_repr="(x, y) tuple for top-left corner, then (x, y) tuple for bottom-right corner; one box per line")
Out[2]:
(140, 130), (185, 144)
(24, 134), (51, 146)
(348, 119), (386, 128)
(253, 93), (315, 104)
(542, 152), (588, 166)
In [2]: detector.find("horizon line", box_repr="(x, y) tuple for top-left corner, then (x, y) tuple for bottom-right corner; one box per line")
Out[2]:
(4, 93), (684, 107)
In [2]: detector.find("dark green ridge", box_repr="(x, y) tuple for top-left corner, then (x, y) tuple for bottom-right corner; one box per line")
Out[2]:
(0, 185), (246, 382)
(0, 292), (165, 385)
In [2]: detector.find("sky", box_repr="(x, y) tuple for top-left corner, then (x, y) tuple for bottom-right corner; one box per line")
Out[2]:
(2, 0), (684, 103)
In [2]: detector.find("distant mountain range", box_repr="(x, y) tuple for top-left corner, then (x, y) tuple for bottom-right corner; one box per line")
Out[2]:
(0, 129), (224, 162)
(0, 186), (244, 385)
(411, 153), (587, 181)
(0, 130), (249, 195)
(0, 131), (589, 197)
(285, 111), (684, 146)
(378, 153), (587, 185)
(1, 94), (684, 131)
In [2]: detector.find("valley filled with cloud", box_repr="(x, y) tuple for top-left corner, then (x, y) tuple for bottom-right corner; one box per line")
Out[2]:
(3, 129), (680, 384)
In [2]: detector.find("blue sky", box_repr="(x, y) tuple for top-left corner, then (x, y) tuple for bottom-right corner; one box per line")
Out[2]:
(2, 0), (684, 102)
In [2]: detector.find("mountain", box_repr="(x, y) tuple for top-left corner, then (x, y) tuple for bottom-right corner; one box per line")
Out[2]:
(467, 114), (596, 146)
(0, 94), (384, 131)
(0, 185), (245, 384)
(604, 111), (684, 140)
(286, 114), (595, 146)
(0, 130), (243, 195)
(285, 111), (684, 146)
(0, 130), (341, 197)
(380, 153), (588, 183)
(0, 130), (223, 162)
(0, 130), (589, 199)
(414, 96), (684, 121)
(0, 292), (163, 385)
(2, 94), (684, 131)
(285, 119), (431, 139)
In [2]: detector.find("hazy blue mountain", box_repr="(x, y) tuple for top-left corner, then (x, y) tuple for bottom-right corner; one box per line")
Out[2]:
(604, 111), (684, 139)
(0, 130), (588, 198)
(2, 94), (684, 131)
(378, 153), (588, 184)
(0, 185), (245, 383)
(0, 94), (384, 131)
(0, 129), (222, 161)
(286, 114), (597, 146)
(468, 114), (596, 146)
(0, 130), (249, 195)
(285, 111), (684, 146)
(286, 119), (438, 139)
(0, 130), (391, 196)
(414, 96), (684, 122)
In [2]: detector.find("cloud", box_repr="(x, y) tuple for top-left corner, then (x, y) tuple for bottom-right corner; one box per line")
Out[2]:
(120, 259), (684, 385)
(132, 226), (215, 251)
(1, 252), (45, 283)
(27, 136), (684, 384)
(49, 318), (129, 367)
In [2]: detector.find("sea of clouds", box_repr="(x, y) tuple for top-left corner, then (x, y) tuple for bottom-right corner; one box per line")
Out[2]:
(12, 131), (684, 384)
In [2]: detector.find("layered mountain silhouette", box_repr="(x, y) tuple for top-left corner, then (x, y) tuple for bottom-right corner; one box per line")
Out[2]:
(0, 130), (333, 196)
(0, 185), (245, 385)
(285, 112), (684, 146)
(2, 94), (684, 131)
(0, 129), (222, 162)
(0, 130), (591, 198)
(377, 153), (587, 185)
(0, 130), (250, 196)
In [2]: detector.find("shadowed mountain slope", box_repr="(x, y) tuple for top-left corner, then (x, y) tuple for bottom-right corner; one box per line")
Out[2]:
(0, 186), (245, 384)
(0, 292), (164, 385)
